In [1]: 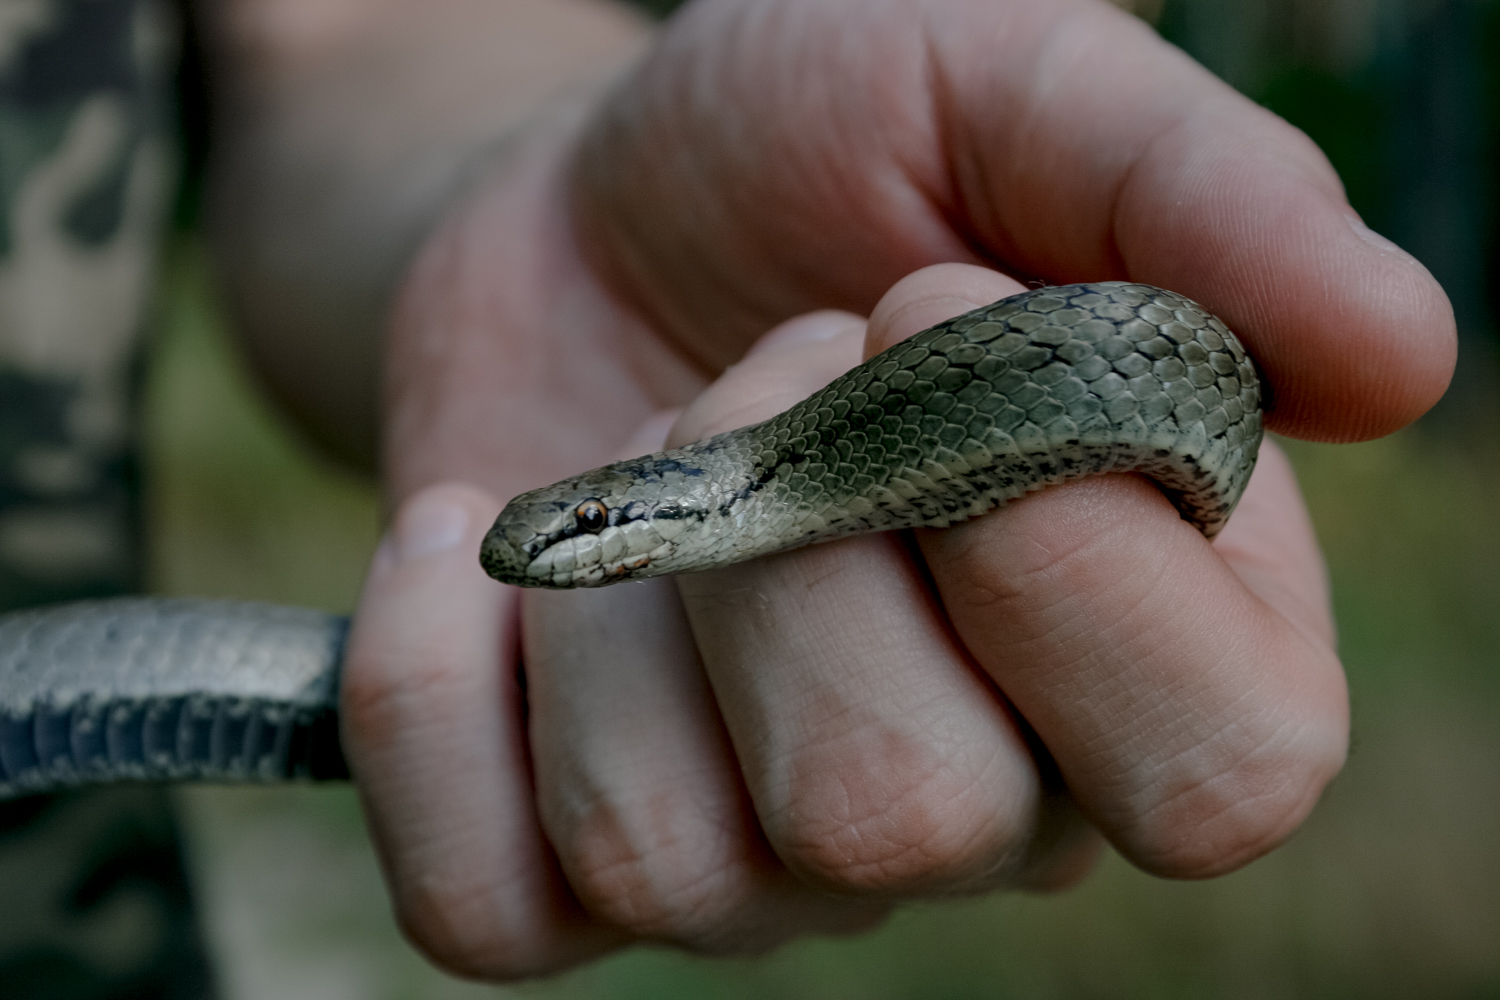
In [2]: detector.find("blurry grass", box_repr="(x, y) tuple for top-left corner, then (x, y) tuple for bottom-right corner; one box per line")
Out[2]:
(144, 246), (1500, 999)
(1285, 432), (1500, 697)
(143, 249), (381, 612)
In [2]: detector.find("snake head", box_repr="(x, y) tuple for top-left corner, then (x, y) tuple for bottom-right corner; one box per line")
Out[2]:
(479, 452), (718, 588)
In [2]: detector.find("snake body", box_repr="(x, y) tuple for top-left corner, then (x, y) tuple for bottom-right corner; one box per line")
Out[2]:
(480, 282), (1261, 588)
(1, 282), (1260, 800)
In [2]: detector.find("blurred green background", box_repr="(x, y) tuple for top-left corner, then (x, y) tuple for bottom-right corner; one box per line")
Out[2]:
(148, 0), (1500, 996)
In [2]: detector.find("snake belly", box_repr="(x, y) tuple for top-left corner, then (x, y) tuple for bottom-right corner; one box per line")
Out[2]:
(0, 599), (348, 800)
(481, 281), (1263, 589)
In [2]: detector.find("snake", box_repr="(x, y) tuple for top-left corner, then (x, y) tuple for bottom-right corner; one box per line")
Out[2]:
(0, 282), (1261, 801)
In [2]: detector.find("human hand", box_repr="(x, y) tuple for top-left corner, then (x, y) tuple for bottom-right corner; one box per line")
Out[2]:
(344, 263), (1344, 974)
(341, 0), (1454, 979)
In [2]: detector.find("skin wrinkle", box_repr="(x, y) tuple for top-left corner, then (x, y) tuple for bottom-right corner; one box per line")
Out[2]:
(924, 473), (1339, 870)
(547, 716), (732, 809)
(907, 25), (987, 268)
(390, 820), (611, 980)
(1123, 710), (1339, 875)
(753, 678), (1036, 889)
(388, 132), (709, 502)
(943, 3), (1203, 278)
(683, 531), (1046, 894)
(1045, 574), (1254, 767)
(934, 490), (1176, 677)
(582, 0), (968, 361)
(777, 680), (996, 774)
(550, 241), (713, 420)
(577, 13), (754, 358)
(523, 576), (889, 952)
(936, 477), (1183, 614)
(958, 741), (1051, 888)
(344, 641), (515, 786)
(783, 682), (1009, 799)
(924, 26), (1030, 273)
(1113, 669), (1286, 804)
(1104, 108), (1219, 282)
(1070, 618), (1299, 808)
(986, 5), (1148, 274)
(716, 547), (988, 717)
(770, 2), (956, 309)
(1078, 627), (1340, 869)
(1073, 651), (1206, 779)
(563, 788), (763, 940)
(916, 45), (993, 272)
(397, 867), (562, 969)
(770, 730), (1025, 892)
(798, 563), (941, 684)
(1120, 123), (1292, 310)
(345, 489), (625, 978)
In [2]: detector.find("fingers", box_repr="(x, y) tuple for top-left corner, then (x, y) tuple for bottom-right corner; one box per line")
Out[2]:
(523, 579), (888, 949)
(341, 483), (622, 978)
(677, 531), (1097, 893)
(871, 266), (1348, 878)
(668, 262), (1345, 895)
(668, 308), (1105, 895)
(526, 309), (1099, 919)
(575, 0), (1453, 446)
(522, 410), (887, 949)
(918, 465), (1347, 877)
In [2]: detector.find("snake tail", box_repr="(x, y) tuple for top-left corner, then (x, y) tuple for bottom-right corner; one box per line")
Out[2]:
(0, 599), (348, 801)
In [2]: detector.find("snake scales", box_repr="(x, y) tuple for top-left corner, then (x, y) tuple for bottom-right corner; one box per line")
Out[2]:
(0, 282), (1261, 800)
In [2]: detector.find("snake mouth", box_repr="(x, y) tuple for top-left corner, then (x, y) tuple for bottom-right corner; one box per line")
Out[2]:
(480, 515), (673, 589)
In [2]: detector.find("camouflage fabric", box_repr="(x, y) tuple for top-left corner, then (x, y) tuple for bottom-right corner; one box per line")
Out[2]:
(0, 790), (214, 999)
(0, 1), (216, 997)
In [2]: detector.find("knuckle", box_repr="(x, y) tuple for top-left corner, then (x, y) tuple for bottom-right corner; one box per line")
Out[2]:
(1117, 724), (1347, 878)
(340, 641), (468, 745)
(335, 657), (396, 736)
(766, 730), (1025, 893)
(554, 789), (757, 945)
(393, 879), (551, 981)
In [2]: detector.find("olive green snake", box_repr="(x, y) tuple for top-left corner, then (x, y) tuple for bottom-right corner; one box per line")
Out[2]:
(0, 282), (1261, 799)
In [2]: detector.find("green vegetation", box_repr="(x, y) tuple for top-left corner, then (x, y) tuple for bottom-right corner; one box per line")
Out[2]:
(148, 249), (1500, 999)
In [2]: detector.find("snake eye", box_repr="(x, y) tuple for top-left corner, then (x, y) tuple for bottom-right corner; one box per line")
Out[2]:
(575, 499), (608, 534)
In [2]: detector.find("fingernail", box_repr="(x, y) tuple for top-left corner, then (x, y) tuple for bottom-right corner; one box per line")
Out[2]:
(746, 310), (864, 358)
(1346, 214), (1417, 261)
(392, 491), (471, 563)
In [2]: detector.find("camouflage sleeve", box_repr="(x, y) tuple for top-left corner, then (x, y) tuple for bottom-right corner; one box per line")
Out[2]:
(0, 0), (177, 608)
(0, 3), (217, 997)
